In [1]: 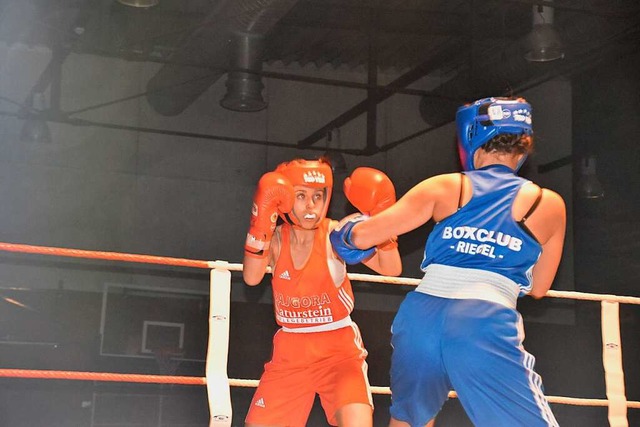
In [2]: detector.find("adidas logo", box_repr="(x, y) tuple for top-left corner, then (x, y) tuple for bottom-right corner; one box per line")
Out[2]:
(279, 270), (291, 280)
(255, 397), (265, 408)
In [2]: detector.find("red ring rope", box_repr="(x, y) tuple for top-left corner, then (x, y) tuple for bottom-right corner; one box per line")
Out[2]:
(0, 242), (211, 269)
(0, 368), (205, 385)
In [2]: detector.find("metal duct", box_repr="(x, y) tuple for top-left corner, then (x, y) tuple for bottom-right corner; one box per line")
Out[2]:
(220, 32), (267, 112)
(146, 0), (298, 116)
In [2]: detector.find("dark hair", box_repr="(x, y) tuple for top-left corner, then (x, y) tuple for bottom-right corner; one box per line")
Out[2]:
(481, 133), (534, 156)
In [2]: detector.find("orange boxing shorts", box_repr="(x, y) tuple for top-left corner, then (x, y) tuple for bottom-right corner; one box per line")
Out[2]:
(245, 322), (373, 427)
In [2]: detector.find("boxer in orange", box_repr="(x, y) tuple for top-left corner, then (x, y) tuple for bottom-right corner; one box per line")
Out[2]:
(243, 158), (402, 427)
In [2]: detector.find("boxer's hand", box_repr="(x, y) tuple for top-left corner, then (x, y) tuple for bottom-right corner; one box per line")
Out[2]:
(245, 172), (294, 258)
(330, 214), (375, 265)
(344, 167), (397, 251)
(344, 167), (396, 216)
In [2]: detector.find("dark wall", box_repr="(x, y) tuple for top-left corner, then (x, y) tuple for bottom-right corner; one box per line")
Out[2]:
(572, 51), (640, 297)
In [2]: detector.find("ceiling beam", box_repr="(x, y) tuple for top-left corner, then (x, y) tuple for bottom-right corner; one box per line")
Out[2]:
(297, 37), (464, 149)
(365, 5), (379, 153)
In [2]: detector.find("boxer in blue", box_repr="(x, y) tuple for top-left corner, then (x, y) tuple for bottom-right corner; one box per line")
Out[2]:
(331, 97), (566, 427)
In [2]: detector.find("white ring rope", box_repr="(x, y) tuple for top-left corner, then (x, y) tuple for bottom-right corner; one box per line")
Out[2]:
(206, 261), (640, 305)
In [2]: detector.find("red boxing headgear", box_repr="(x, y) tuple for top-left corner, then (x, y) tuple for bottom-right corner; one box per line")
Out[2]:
(275, 159), (333, 227)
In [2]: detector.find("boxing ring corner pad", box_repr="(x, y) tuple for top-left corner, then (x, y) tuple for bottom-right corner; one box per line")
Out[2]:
(207, 267), (233, 427)
(601, 301), (628, 427)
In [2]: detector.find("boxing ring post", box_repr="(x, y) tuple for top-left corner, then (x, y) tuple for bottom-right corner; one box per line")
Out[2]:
(206, 265), (233, 427)
(602, 301), (628, 427)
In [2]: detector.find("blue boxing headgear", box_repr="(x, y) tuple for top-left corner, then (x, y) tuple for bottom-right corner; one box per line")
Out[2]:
(456, 97), (533, 171)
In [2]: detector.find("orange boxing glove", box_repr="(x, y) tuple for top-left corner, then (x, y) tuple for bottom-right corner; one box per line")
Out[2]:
(344, 167), (396, 216)
(344, 167), (398, 251)
(245, 172), (294, 258)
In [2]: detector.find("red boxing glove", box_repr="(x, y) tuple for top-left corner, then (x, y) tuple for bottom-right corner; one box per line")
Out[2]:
(344, 167), (396, 216)
(245, 172), (294, 258)
(344, 167), (397, 251)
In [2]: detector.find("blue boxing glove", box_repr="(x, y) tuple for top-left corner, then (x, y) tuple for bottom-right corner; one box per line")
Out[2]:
(330, 214), (375, 265)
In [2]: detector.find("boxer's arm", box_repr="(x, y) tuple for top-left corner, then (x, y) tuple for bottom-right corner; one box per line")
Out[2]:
(329, 215), (376, 265)
(361, 242), (402, 276)
(342, 167), (401, 275)
(243, 251), (272, 286)
(528, 190), (567, 298)
(243, 172), (293, 286)
(344, 167), (398, 251)
(349, 174), (455, 249)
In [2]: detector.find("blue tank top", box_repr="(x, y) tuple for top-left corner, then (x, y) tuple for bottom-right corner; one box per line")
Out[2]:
(420, 164), (541, 296)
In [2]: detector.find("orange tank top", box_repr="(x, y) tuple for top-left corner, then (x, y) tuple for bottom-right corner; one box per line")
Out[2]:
(271, 219), (355, 330)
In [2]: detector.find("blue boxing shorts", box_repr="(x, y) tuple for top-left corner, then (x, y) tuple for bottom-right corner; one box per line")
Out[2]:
(389, 291), (558, 427)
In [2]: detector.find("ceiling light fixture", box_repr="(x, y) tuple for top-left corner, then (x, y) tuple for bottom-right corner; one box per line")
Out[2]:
(577, 156), (605, 199)
(524, 2), (564, 62)
(117, 0), (159, 8)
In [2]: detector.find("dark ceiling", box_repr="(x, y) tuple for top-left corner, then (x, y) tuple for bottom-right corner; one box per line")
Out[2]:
(1, 0), (639, 151)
